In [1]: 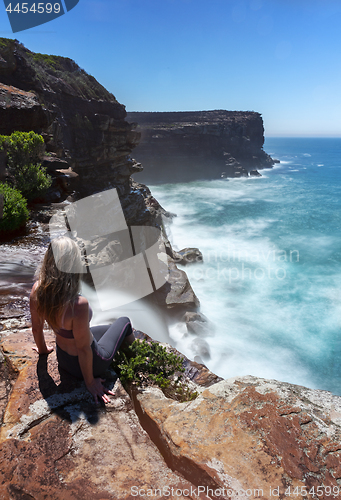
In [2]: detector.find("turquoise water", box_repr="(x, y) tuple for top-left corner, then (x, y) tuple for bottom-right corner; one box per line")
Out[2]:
(149, 138), (341, 395)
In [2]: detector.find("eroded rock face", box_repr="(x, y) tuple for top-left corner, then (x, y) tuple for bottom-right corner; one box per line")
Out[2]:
(136, 377), (341, 500)
(0, 39), (200, 311)
(0, 83), (51, 135)
(0, 39), (141, 199)
(154, 259), (200, 312)
(127, 111), (275, 183)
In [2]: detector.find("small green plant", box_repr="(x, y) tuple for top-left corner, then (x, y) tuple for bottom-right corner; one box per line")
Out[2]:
(112, 340), (198, 402)
(0, 183), (29, 233)
(0, 131), (51, 202)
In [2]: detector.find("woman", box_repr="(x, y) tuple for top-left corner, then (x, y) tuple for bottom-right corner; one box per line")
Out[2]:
(30, 236), (135, 404)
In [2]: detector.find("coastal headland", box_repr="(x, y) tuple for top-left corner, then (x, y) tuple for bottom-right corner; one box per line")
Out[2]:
(127, 110), (276, 183)
(1, 39), (340, 498)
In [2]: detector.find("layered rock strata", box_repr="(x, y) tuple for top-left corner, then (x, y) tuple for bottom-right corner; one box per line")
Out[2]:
(0, 38), (141, 202)
(127, 110), (276, 183)
(136, 377), (341, 499)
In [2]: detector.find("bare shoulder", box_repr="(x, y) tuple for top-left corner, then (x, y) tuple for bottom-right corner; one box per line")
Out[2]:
(30, 281), (39, 301)
(73, 295), (89, 317)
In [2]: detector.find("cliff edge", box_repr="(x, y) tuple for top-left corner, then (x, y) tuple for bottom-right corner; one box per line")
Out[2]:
(1, 314), (340, 499)
(0, 37), (200, 321)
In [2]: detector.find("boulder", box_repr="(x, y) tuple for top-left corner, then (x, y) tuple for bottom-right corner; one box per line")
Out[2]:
(183, 311), (215, 337)
(249, 170), (262, 177)
(174, 248), (203, 266)
(154, 259), (200, 311)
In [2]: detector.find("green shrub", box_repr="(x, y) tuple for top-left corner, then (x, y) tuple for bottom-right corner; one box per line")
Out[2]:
(12, 162), (52, 201)
(112, 340), (198, 402)
(0, 183), (29, 233)
(0, 131), (51, 202)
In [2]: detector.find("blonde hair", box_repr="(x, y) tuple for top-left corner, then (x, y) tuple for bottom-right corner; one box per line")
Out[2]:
(33, 236), (83, 331)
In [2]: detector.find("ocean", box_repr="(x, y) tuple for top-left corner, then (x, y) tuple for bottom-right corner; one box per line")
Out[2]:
(148, 138), (341, 396)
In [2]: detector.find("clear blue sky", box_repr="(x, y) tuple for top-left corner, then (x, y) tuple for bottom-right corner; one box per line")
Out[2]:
(1, 0), (341, 136)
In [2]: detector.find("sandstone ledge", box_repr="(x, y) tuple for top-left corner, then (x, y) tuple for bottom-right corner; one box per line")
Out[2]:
(1, 323), (341, 499)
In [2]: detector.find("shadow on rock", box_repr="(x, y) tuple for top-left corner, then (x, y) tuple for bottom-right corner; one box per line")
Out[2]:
(36, 354), (118, 424)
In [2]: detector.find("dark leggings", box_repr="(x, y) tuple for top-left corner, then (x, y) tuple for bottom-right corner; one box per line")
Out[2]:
(56, 316), (132, 379)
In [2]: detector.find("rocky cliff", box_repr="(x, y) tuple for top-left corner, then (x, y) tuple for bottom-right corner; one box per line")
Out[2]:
(1, 39), (340, 498)
(0, 37), (199, 320)
(0, 38), (144, 217)
(126, 110), (276, 183)
(1, 309), (341, 499)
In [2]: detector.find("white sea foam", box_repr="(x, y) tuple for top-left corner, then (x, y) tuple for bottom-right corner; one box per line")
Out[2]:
(148, 140), (341, 394)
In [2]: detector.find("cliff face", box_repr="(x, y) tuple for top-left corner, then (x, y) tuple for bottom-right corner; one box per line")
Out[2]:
(0, 38), (199, 315)
(0, 38), (143, 213)
(127, 110), (275, 183)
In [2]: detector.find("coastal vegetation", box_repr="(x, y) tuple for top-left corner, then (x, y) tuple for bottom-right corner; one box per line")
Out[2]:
(0, 182), (29, 233)
(0, 131), (51, 235)
(0, 131), (51, 202)
(25, 50), (117, 102)
(112, 339), (198, 402)
(0, 37), (15, 49)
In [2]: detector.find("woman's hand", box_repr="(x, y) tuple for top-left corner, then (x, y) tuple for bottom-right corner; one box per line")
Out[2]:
(86, 378), (115, 405)
(32, 345), (54, 355)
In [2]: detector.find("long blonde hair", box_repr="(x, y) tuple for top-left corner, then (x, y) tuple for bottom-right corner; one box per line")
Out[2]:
(33, 236), (83, 330)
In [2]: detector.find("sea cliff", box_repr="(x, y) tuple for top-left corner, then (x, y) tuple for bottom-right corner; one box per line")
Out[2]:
(0, 38), (142, 214)
(127, 110), (276, 183)
(1, 39), (340, 499)
(0, 38), (200, 314)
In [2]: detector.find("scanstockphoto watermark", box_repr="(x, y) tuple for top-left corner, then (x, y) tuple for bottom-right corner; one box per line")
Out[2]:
(3, 0), (80, 33)
(131, 485), (264, 498)
(131, 485), (341, 498)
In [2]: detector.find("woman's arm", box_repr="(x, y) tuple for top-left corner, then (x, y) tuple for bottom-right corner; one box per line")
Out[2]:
(72, 298), (113, 404)
(29, 283), (54, 355)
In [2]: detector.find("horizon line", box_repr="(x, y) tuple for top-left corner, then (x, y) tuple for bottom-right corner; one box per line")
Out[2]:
(265, 135), (341, 139)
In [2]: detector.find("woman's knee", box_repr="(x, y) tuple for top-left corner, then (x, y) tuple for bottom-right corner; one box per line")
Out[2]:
(116, 317), (132, 336)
